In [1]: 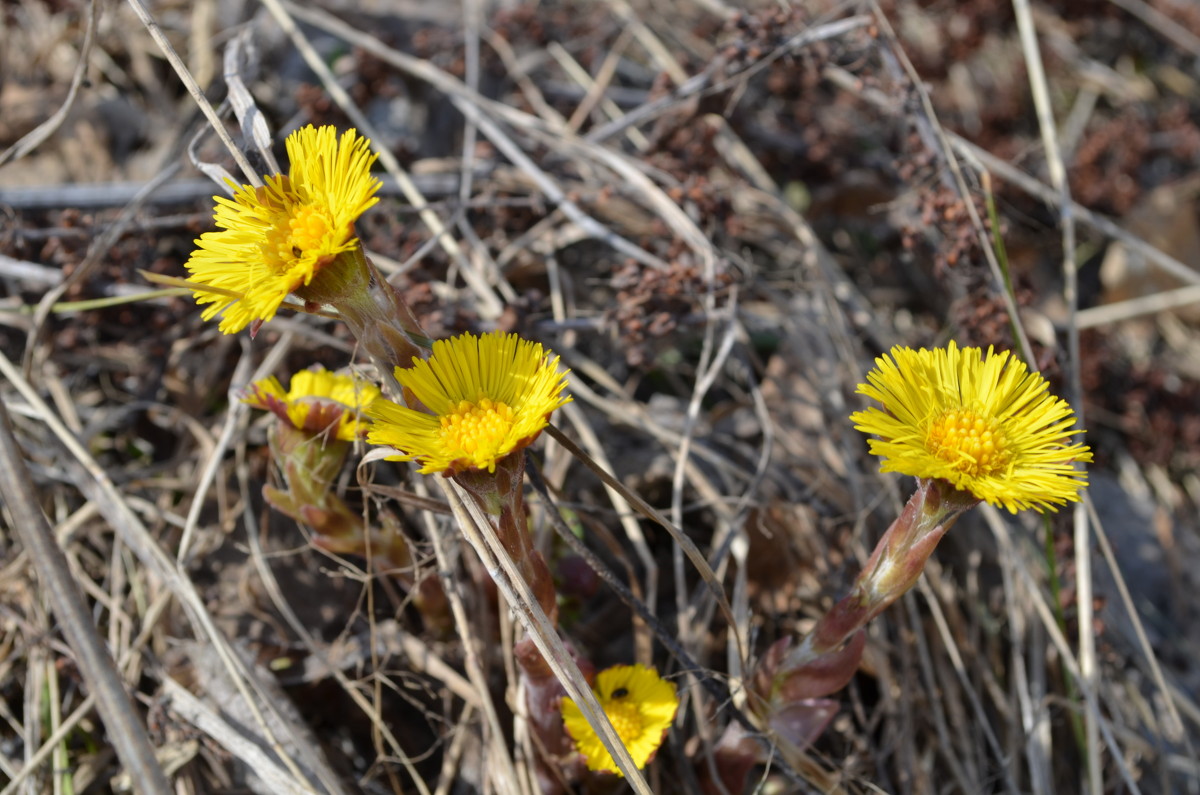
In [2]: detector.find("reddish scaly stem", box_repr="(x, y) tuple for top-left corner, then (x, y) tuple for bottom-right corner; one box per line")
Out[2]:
(454, 455), (559, 625)
(734, 478), (981, 782)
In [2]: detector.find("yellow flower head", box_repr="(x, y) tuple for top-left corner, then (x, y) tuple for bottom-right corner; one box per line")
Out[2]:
(244, 366), (380, 442)
(185, 125), (381, 333)
(850, 341), (1093, 514)
(366, 331), (571, 476)
(561, 664), (678, 776)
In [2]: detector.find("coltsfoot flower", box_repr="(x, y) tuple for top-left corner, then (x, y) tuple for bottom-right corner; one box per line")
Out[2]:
(185, 125), (381, 333)
(851, 341), (1092, 513)
(561, 664), (678, 776)
(367, 330), (571, 476)
(244, 366), (380, 442)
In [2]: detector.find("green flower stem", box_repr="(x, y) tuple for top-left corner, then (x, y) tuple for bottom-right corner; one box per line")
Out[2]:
(296, 244), (429, 377)
(270, 421), (349, 491)
(263, 421), (371, 552)
(264, 421), (438, 599)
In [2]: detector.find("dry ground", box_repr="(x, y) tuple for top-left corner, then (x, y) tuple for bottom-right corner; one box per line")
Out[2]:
(2, 0), (1200, 793)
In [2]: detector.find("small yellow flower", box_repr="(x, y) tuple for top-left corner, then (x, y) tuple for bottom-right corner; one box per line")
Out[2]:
(851, 341), (1092, 513)
(244, 366), (380, 441)
(561, 664), (678, 776)
(185, 125), (381, 333)
(367, 331), (571, 476)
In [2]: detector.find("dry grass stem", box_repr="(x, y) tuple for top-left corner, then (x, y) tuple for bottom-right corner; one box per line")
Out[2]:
(3, 1), (1199, 792)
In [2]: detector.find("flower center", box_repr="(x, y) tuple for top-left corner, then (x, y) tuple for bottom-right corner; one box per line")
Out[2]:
(925, 408), (1012, 476)
(439, 398), (515, 459)
(604, 698), (644, 744)
(262, 204), (334, 271)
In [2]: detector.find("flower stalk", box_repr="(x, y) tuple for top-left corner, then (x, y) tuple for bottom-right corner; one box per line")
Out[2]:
(784, 478), (975, 671)
(260, 417), (362, 547)
(514, 637), (593, 793)
(365, 330), (576, 778)
(741, 479), (967, 766)
(721, 343), (1093, 787)
(182, 125), (427, 374)
(243, 368), (448, 625)
(366, 331), (571, 625)
(299, 245), (429, 374)
(182, 125), (640, 787)
(454, 457), (559, 623)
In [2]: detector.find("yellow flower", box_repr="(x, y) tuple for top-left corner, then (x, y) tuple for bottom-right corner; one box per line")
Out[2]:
(561, 664), (678, 776)
(185, 125), (381, 333)
(244, 366), (380, 441)
(850, 341), (1092, 513)
(366, 331), (571, 476)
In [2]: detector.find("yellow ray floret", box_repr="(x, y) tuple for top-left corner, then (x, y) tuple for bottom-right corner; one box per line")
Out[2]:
(850, 341), (1092, 513)
(185, 125), (381, 333)
(244, 366), (380, 441)
(561, 664), (679, 776)
(366, 330), (572, 475)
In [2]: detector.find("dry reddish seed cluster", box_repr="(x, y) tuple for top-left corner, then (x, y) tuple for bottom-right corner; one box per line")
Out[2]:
(1079, 341), (1200, 474)
(294, 83), (339, 129)
(893, 131), (995, 275)
(665, 177), (733, 233)
(1070, 111), (1151, 216)
(649, 124), (721, 182)
(720, 6), (826, 70)
(607, 259), (733, 368)
(950, 290), (1023, 350)
(1068, 102), (1200, 217)
(490, 4), (556, 48)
